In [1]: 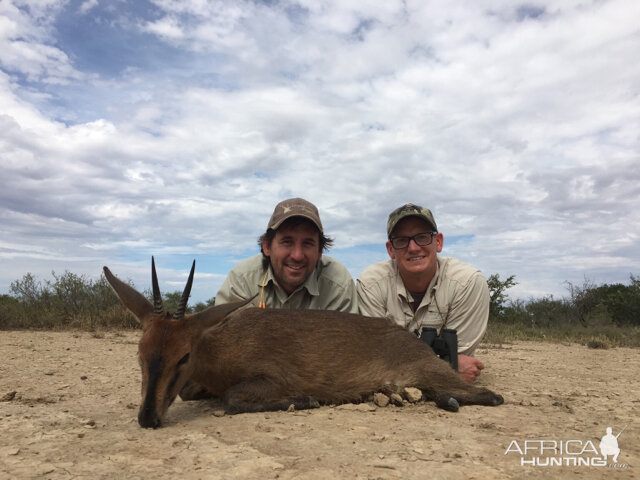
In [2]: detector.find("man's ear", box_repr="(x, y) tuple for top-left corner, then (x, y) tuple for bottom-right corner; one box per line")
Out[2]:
(261, 236), (271, 256)
(435, 233), (444, 253)
(386, 241), (396, 260)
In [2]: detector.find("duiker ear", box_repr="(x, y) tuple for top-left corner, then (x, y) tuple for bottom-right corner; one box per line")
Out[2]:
(103, 266), (154, 323)
(191, 296), (256, 331)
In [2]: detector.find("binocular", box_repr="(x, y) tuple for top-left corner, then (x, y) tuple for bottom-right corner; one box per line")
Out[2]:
(418, 327), (458, 371)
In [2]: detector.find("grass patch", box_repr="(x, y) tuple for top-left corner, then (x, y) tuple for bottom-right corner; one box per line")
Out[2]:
(484, 322), (640, 348)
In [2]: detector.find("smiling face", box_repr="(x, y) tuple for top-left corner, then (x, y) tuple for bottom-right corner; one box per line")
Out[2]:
(262, 219), (322, 295)
(386, 216), (443, 289)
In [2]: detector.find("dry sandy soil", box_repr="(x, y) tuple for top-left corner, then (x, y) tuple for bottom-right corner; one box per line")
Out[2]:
(0, 330), (637, 479)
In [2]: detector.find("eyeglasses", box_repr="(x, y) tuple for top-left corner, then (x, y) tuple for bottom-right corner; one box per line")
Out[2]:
(389, 232), (437, 249)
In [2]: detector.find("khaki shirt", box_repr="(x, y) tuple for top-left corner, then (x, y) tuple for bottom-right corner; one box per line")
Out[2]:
(216, 253), (358, 313)
(356, 256), (489, 355)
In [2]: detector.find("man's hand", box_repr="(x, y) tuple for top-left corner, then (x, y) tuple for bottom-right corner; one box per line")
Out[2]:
(458, 354), (484, 383)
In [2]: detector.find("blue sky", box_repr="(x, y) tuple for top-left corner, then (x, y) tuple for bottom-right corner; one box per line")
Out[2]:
(1, 0), (639, 304)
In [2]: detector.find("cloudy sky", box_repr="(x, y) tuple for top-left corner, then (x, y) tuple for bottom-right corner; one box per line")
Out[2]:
(1, 0), (639, 305)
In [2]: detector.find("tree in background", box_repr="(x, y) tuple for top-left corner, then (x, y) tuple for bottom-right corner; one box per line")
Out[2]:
(487, 273), (517, 321)
(566, 275), (640, 326)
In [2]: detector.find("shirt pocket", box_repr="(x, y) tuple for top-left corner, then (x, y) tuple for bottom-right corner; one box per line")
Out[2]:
(417, 304), (448, 330)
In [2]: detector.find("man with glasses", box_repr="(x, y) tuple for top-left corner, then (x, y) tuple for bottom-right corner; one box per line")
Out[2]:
(356, 204), (489, 383)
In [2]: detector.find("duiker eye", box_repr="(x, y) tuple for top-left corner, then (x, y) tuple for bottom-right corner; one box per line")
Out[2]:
(177, 353), (190, 367)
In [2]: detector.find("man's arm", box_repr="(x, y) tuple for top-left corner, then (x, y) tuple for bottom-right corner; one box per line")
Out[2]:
(356, 279), (388, 318)
(445, 272), (489, 356)
(318, 259), (359, 313)
(215, 268), (255, 306)
(444, 272), (490, 382)
(324, 278), (359, 313)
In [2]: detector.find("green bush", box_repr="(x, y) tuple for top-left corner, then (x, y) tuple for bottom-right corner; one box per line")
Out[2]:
(0, 270), (213, 330)
(0, 271), (137, 330)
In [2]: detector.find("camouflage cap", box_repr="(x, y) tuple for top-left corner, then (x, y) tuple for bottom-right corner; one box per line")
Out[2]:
(267, 197), (323, 233)
(387, 203), (437, 237)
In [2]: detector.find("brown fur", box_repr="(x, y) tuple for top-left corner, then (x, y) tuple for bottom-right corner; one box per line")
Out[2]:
(104, 262), (503, 429)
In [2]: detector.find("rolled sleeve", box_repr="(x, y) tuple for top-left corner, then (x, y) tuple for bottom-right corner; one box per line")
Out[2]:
(215, 268), (253, 305)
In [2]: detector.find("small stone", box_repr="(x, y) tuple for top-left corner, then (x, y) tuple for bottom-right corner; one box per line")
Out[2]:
(1, 391), (17, 402)
(404, 387), (422, 403)
(212, 409), (225, 417)
(373, 393), (390, 407)
(389, 393), (404, 407)
(36, 465), (55, 476)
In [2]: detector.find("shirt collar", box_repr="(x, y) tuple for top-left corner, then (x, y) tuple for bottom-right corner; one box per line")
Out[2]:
(258, 262), (321, 301)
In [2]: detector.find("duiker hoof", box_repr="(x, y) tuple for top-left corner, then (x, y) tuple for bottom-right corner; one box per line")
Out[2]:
(435, 393), (459, 412)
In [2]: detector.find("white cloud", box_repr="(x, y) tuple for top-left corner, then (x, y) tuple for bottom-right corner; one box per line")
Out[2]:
(0, 0), (83, 82)
(79, 0), (99, 15)
(142, 15), (184, 40)
(0, 0), (639, 302)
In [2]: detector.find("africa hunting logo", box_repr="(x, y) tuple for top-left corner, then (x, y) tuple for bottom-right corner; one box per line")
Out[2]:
(505, 425), (629, 468)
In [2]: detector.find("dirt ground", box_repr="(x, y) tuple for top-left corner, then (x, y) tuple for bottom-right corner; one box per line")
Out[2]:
(0, 331), (637, 479)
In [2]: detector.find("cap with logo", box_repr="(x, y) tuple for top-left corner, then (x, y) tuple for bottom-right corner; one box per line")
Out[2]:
(267, 198), (323, 233)
(387, 203), (437, 237)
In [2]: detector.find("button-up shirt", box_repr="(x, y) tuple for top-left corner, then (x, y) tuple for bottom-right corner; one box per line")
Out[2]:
(215, 254), (358, 313)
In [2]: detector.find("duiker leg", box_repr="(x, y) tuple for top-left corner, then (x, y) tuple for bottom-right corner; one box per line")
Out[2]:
(179, 379), (214, 401)
(223, 377), (320, 414)
(417, 359), (504, 409)
(448, 388), (504, 406)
